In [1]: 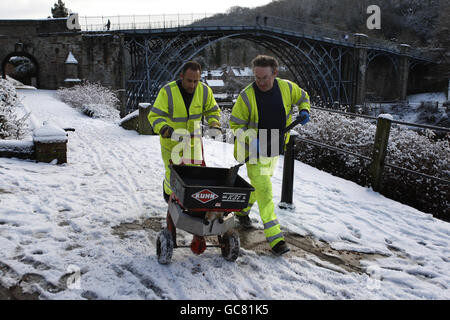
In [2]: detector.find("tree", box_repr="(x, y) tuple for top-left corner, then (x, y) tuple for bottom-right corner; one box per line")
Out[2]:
(51, 0), (69, 18)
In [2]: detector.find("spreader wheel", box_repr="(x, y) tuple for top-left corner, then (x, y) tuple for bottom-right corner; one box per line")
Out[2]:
(156, 228), (174, 265)
(219, 229), (240, 262)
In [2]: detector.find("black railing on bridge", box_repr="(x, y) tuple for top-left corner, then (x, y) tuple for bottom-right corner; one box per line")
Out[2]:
(253, 15), (433, 61)
(81, 13), (433, 62)
(80, 13), (215, 32)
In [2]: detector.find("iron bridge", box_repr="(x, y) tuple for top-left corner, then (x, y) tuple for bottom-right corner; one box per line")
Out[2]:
(120, 17), (432, 114)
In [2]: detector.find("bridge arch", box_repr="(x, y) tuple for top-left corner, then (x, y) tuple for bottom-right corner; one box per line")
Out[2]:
(366, 52), (399, 100)
(124, 28), (356, 113)
(1, 51), (40, 87)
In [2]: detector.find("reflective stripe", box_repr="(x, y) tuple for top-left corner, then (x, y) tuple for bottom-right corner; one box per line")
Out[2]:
(230, 115), (248, 125)
(264, 219), (280, 230)
(152, 118), (167, 127)
(287, 81), (293, 97)
(208, 104), (219, 113)
(267, 233), (283, 243)
(206, 115), (220, 122)
(237, 202), (254, 216)
(296, 89), (310, 105)
(286, 108), (293, 121)
(240, 91), (252, 119)
(248, 120), (258, 128)
(164, 85), (174, 117)
(172, 116), (188, 122)
(189, 113), (202, 120)
(202, 83), (208, 107)
(151, 106), (169, 117)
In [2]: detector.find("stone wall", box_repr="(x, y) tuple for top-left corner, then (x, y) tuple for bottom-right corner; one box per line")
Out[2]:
(0, 18), (125, 92)
(0, 122), (68, 164)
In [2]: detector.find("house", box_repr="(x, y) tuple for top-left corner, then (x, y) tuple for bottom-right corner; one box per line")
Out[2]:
(205, 79), (225, 93)
(226, 66), (253, 79)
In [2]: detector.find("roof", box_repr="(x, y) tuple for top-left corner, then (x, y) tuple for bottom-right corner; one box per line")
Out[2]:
(231, 67), (253, 77)
(65, 51), (78, 64)
(206, 79), (224, 87)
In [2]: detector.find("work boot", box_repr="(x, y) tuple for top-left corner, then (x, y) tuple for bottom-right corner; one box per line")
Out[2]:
(237, 215), (252, 229)
(271, 240), (290, 256)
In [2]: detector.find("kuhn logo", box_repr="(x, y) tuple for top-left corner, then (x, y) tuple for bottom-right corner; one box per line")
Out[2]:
(192, 189), (219, 203)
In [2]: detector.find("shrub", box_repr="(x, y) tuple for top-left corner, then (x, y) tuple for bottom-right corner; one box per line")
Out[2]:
(0, 78), (30, 139)
(293, 108), (449, 220)
(57, 81), (120, 120)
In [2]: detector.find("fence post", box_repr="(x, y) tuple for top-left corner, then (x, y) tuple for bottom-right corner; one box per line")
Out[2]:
(369, 115), (392, 192)
(138, 103), (154, 135)
(278, 132), (297, 210)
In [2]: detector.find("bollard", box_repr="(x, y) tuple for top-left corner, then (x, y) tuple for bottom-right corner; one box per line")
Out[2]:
(369, 114), (392, 192)
(278, 132), (297, 210)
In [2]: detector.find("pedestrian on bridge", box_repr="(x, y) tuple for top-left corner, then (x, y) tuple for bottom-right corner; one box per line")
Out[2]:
(229, 55), (311, 256)
(148, 61), (221, 203)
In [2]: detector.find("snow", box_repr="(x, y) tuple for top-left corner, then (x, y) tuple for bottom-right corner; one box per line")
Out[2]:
(231, 67), (253, 77)
(118, 109), (138, 124)
(378, 113), (393, 120)
(65, 52), (78, 65)
(32, 121), (67, 143)
(138, 103), (151, 109)
(408, 92), (447, 104)
(0, 139), (33, 152)
(206, 79), (225, 87)
(1, 89), (449, 300)
(64, 79), (82, 82)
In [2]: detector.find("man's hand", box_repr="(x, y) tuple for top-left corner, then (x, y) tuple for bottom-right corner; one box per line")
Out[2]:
(207, 122), (222, 139)
(297, 110), (310, 125)
(159, 125), (174, 138)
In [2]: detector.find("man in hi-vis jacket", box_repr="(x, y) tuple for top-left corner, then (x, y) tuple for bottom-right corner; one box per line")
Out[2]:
(229, 55), (311, 255)
(148, 61), (221, 202)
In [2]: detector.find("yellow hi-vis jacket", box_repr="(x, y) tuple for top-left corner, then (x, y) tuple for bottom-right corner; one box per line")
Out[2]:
(148, 81), (220, 164)
(229, 77), (311, 162)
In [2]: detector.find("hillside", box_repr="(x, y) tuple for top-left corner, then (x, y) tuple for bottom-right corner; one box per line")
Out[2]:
(194, 0), (449, 91)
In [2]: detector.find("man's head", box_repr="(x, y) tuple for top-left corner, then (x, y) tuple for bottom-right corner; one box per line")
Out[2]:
(180, 61), (201, 94)
(252, 55), (278, 92)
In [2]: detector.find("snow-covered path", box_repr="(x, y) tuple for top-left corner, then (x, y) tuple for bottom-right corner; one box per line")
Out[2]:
(0, 89), (449, 300)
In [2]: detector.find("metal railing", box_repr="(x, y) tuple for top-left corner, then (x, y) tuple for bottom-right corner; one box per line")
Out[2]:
(295, 105), (450, 185)
(80, 13), (215, 31)
(79, 13), (432, 61)
(259, 15), (433, 61)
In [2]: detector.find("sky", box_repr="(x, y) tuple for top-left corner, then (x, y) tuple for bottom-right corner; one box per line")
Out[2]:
(0, 0), (273, 19)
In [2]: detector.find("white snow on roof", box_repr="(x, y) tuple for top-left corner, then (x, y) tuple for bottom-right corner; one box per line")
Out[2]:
(65, 51), (78, 64)
(206, 79), (224, 87)
(210, 70), (223, 77)
(231, 67), (253, 77)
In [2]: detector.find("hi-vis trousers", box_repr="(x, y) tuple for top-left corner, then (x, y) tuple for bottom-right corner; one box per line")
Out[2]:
(235, 156), (285, 248)
(161, 137), (204, 196)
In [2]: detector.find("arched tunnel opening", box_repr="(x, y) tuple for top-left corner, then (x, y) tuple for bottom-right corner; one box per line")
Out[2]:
(365, 55), (399, 101)
(125, 32), (355, 114)
(1, 52), (39, 87)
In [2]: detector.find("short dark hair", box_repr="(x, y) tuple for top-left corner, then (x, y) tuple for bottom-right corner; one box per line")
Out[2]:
(182, 61), (202, 74)
(251, 55), (278, 72)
